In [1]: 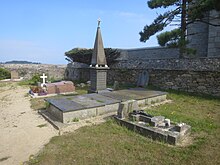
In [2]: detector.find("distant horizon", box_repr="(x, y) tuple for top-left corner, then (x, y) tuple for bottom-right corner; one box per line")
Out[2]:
(1, 46), (164, 65)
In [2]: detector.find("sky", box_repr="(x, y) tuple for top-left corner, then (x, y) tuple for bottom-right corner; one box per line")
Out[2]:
(0, 0), (175, 64)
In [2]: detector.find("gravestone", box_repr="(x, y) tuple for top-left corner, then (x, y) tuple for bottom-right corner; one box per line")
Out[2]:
(45, 81), (75, 94)
(137, 70), (149, 87)
(11, 70), (19, 79)
(113, 81), (119, 90)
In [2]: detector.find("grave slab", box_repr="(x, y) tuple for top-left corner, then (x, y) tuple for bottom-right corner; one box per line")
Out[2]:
(44, 89), (167, 124)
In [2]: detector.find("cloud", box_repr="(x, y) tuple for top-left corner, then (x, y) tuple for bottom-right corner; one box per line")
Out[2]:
(116, 11), (150, 24)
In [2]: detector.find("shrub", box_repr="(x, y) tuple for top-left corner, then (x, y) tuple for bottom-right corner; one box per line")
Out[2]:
(0, 68), (11, 80)
(65, 48), (120, 66)
(29, 74), (41, 85)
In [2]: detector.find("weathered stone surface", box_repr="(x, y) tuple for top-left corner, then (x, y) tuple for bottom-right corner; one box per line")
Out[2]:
(114, 116), (191, 145)
(10, 70), (19, 79)
(108, 69), (220, 97)
(45, 89), (167, 123)
(46, 81), (75, 94)
(150, 116), (165, 127)
(113, 81), (119, 90)
(117, 100), (138, 119)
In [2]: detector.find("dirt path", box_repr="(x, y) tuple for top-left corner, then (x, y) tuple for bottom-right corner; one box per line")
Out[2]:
(0, 83), (58, 165)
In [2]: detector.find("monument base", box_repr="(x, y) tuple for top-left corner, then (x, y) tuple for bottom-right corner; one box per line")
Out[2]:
(89, 67), (109, 93)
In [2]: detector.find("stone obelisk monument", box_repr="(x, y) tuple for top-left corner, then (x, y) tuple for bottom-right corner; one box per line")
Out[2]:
(88, 19), (109, 93)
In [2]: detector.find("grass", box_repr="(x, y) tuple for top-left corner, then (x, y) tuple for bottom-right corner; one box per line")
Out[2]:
(29, 85), (89, 111)
(75, 86), (89, 95)
(30, 98), (47, 111)
(0, 156), (11, 162)
(27, 90), (220, 165)
(37, 124), (47, 128)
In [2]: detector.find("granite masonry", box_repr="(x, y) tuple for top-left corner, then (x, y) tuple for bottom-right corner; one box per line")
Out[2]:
(115, 109), (191, 145)
(187, 10), (220, 57)
(65, 58), (220, 97)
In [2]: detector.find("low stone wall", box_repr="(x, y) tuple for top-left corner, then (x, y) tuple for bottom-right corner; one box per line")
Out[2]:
(108, 69), (220, 97)
(150, 70), (220, 96)
(0, 64), (66, 80)
(119, 47), (179, 60)
(111, 58), (220, 71)
(64, 62), (89, 81)
(65, 58), (220, 97)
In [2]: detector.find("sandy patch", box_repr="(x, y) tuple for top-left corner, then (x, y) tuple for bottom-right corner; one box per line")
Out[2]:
(0, 83), (58, 165)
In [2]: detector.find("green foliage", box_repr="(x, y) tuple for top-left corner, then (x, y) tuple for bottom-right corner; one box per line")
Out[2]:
(157, 28), (181, 47)
(148, 0), (179, 9)
(30, 98), (47, 111)
(72, 118), (79, 122)
(65, 48), (120, 65)
(140, 0), (182, 43)
(189, 0), (220, 22)
(37, 124), (47, 128)
(139, 11), (173, 42)
(0, 68), (11, 80)
(27, 90), (220, 164)
(157, 28), (197, 55)
(18, 74), (41, 86)
(140, 0), (220, 53)
(30, 74), (41, 85)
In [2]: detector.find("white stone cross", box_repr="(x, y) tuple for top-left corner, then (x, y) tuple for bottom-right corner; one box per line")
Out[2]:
(40, 73), (47, 86)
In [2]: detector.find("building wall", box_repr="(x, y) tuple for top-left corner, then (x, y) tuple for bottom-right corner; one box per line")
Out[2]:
(118, 47), (179, 60)
(187, 21), (209, 57)
(208, 10), (220, 57)
(187, 10), (220, 57)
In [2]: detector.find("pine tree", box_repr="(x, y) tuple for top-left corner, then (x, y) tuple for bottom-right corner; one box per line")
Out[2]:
(139, 0), (220, 57)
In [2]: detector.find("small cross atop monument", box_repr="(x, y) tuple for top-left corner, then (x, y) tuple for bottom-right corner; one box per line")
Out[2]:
(98, 18), (101, 27)
(40, 73), (47, 87)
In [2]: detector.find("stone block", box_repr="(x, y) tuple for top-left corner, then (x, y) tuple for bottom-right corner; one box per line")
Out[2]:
(167, 133), (180, 145)
(137, 99), (146, 107)
(63, 108), (97, 123)
(174, 123), (191, 135)
(150, 116), (165, 127)
(154, 129), (168, 142)
(97, 103), (119, 115)
(197, 86), (206, 91)
(11, 70), (19, 79)
(47, 104), (64, 122)
(139, 115), (151, 123)
(129, 114), (140, 122)
(46, 81), (75, 94)
(113, 81), (119, 90)
(117, 100), (138, 118)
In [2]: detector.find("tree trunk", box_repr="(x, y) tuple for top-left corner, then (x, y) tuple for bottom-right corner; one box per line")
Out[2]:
(180, 0), (187, 58)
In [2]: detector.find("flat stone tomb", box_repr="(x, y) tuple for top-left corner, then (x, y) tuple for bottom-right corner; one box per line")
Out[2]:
(45, 88), (167, 123)
(114, 112), (191, 145)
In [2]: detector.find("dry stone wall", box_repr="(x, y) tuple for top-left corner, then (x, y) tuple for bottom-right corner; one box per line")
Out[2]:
(149, 70), (220, 96)
(64, 58), (220, 97)
(108, 58), (220, 97)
